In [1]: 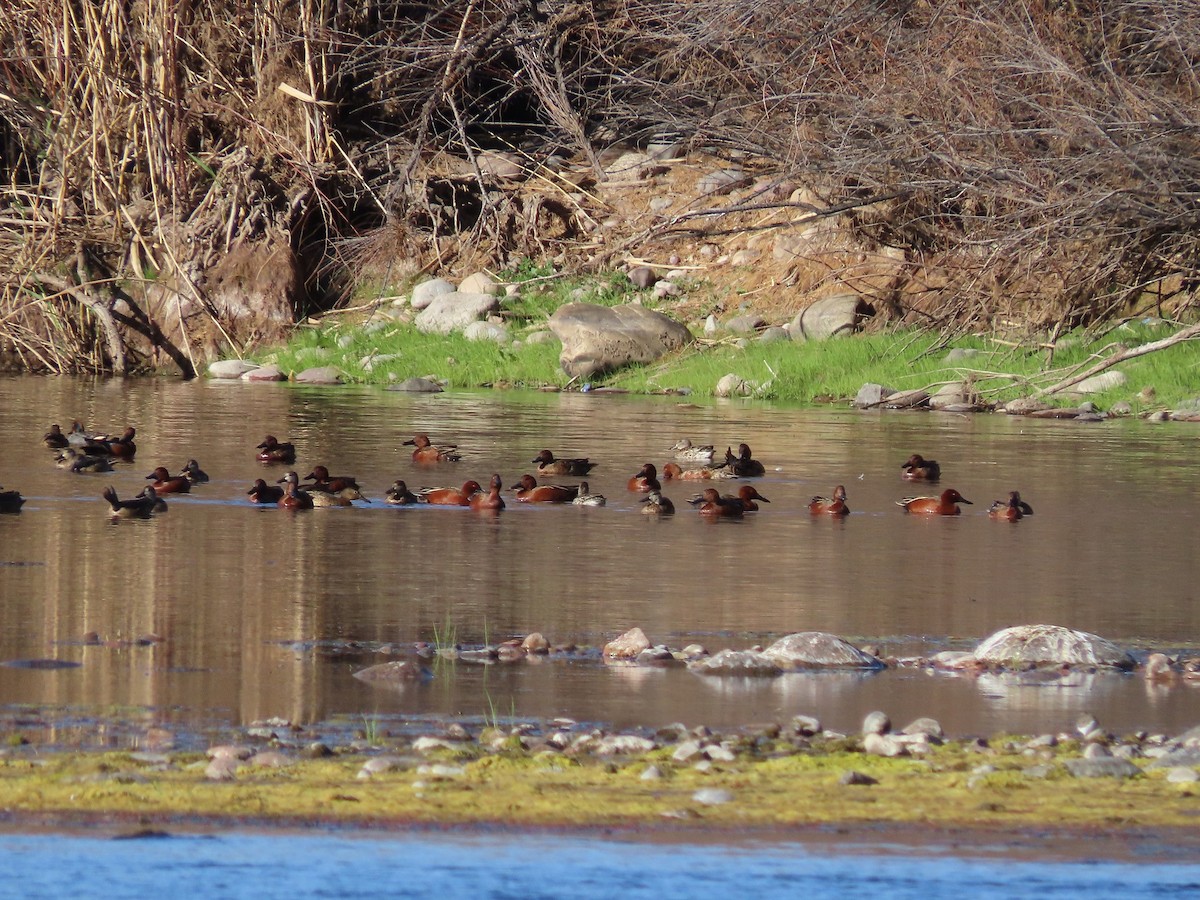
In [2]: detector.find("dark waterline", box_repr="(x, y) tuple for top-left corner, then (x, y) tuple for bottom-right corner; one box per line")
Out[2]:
(4, 831), (1200, 898)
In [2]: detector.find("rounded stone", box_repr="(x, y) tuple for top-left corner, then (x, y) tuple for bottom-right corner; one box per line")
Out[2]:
(862, 711), (891, 735)
(410, 278), (456, 310)
(208, 359), (259, 379)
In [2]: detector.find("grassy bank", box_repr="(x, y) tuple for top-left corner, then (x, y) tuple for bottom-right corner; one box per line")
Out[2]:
(2, 734), (1198, 833)
(253, 272), (1200, 411)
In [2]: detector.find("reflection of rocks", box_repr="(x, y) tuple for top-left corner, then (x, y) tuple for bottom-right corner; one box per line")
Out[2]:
(352, 660), (428, 684)
(973, 624), (1134, 669)
(688, 649), (782, 677)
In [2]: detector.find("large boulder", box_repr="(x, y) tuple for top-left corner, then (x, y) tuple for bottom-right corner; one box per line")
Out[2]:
(761, 632), (885, 669)
(549, 303), (692, 378)
(973, 624), (1134, 669)
(415, 292), (500, 334)
(790, 294), (874, 340)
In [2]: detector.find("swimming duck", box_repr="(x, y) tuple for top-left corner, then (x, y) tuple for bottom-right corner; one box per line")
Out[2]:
(405, 434), (462, 463)
(572, 482), (607, 507)
(809, 485), (849, 516)
(43, 424), (69, 450)
(417, 481), (482, 506)
(897, 489), (971, 516)
(308, 486), (370, 507)
(627, 463), (661, 492)
(725, 484), (770, 511)
(276, 471), (315, 509)
(666, 439), (715, 464)
(246, 478), (284, 504)
(385, 480), (420, 505)
(988, 491), (1034, 521)
(303, 465), (361, 494)
(510, 474), (579, 503)
(723, 443), (765, 477)
(102, 485), (163, 518)
(531, 449), (596, 477)
(87, 426), (137, 460)
(257, 435), (297, 464)
(56, 448), (114, 473)
(145, 466), (191, 494)
(640, 490), (675, 516)
(688, 487), (744, 518)
(662, 462), (734, 481)
(470, 474), (506, 511)
(0, 486), (26, 512)
(900, 454), (941, 481)
(179, 459), (210, 484)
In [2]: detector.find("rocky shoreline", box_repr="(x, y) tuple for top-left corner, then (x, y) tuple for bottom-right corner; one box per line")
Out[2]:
(3, 623), (1199, 835)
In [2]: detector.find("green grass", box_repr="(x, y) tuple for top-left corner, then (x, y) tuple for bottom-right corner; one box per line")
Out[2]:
(248, 269), (1200, 410)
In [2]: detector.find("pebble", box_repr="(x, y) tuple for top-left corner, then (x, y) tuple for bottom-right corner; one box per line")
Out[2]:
(417, 764), (466, 779)
(692, 787), (733, 806)
(862, 733), (905, 757)
(1166, 767), (1200, 784)
(672, 740), (704, 762)
(838, 770), (878, 786)
(1083, 742), (1112, 759)
(704, 745), (737, 763)
(204, 757), (240, 781)
(640, 765), (663, 781)
(356, 756), (402, 779)
(1064, 757), (1142, 779)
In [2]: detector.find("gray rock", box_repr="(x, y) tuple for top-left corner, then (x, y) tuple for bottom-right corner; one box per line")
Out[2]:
(973, 624), (1134, 669)
(761, 632), (886, 669)
(945, 348), (981, 361)
(696, 168), (746, 195)
(458, 271), (501, 296)
(672, 741), (705, 762)
(1003, 397), (1053, 415)
(594, 734), (655, 755)
(604, 627), (651, 659)
(790, 294), (874, 341)
(1024, 765), (1055, 779)
(854, 383), (897, 409)
(692, 787), (734, 805)
(242, 364), (286, 382)
(714, 374), (756, 398)
(792, 715), (822, 736)
(703, 314), (718, 335)
(1064, 757), (1141, 779)
(415, 291), (500, 334)
(900, 717), (944, 740)
(208, 359), (259, 379)
(357, 756), (402, 778)
(726, 314), (765, 334)
(1166, 767), (1200, 783)
(1083, 742), (1112, 759)
(523, 330), (557, 345)
(475, 151), (523, 180)
(294, 366), (342, 385)
(1147, 749), (1200, 769)
(1109, 401), (1133, 416)
(640, 764), (664, 781)
(462, 321), (509, 343)
(862, 733), (905, 757)
(929, 382), (979, 410)
(1076, 370), (1127, 393)
(627, 266), (656, 289)
(929, 650), (978, 670)
(387, 377), (443, 393)
(410, 278), (456, 310)
(839, 770), (879, 786)
(249, 751), (293, 768)
(862, 711), (891, 735)
(204, 757), (240, 781)
(687, 649), (782, 676)
(548, 302), (692, 378)
(757, 326), (790, 344)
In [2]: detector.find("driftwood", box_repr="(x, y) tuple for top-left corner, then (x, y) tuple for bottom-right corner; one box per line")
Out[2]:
(1034, 323), (1200, 398)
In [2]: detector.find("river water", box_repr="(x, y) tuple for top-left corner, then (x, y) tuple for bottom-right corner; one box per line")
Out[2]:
(1, 375), (1198, 747)
(3, 829), (1200, 898)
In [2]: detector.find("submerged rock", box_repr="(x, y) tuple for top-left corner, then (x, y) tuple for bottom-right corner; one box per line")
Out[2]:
(688, 649), (782, 677)
(352, 660), (428, 683)
(604, 627), (651, 659)
(761, 632), (886, 670)
(973, 624), (1134, 669)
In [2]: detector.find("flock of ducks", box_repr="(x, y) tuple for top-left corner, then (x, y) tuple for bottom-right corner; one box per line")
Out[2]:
(14, 421), (1033, 523)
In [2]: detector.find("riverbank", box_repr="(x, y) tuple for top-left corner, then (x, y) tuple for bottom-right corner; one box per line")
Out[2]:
(4, 717), (1200, 836)
(239, 268), (1200, 413)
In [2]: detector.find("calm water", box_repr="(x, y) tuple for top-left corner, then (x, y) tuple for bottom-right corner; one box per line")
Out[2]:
(3, 830), (1200, 897)
(2, 375), (1200, 745)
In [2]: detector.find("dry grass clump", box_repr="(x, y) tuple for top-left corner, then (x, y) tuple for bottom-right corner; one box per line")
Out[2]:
(1, 0), (1198, 372)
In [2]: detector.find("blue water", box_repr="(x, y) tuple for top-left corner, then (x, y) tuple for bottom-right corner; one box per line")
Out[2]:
(3, 831), (1198, 897)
